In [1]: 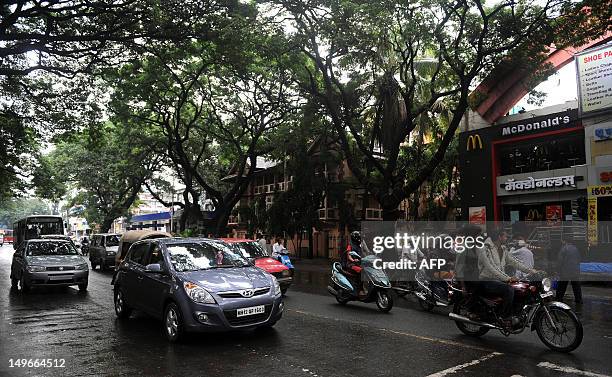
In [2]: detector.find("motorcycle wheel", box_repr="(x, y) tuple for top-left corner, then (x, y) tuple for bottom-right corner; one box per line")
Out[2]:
(336, 295), (349, 305)
(452, 302), (489, 337)
(535, 306), (583, 353)
(376, 291), (393, 313)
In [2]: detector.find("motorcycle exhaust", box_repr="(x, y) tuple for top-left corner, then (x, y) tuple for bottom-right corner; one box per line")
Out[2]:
(448, 313), (501, 329)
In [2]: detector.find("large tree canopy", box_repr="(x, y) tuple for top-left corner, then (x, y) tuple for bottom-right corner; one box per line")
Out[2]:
(266, 0), (610, 219)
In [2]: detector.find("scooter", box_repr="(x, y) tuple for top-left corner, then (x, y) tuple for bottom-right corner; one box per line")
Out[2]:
(327, 253), (394, 313)
(275, 248), (295, 271)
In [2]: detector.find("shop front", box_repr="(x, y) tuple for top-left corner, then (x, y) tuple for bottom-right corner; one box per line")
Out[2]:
(460, 106), (585, 222)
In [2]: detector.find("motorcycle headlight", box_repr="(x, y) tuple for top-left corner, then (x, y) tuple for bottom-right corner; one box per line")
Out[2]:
(75, 263), (88, 270)
(271, 276), (281, 296)
(542, 277), (552, 292)
(184, 282), (216, 304)
(27, 265), (46, 272)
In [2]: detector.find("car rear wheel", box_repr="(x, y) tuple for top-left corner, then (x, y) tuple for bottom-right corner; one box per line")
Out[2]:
(114, 289), (132, 319)
(164, 302), (184, 343)
(90, 259), (97, 270)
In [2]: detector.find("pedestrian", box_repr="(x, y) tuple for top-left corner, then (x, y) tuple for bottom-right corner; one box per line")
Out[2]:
(510, 235), (534, 279)
(257, 233), (267, 251)
(556, 234), (582, 304)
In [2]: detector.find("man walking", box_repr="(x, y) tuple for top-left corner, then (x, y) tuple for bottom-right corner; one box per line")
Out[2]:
(556, 235), (583, 304)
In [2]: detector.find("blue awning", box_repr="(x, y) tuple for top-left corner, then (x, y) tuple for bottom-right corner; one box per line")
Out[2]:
(130, 212), (171, 222)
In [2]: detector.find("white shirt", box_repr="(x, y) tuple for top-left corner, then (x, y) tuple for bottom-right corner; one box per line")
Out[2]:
(258, 238), (267, 251)
(272, 242), (283, 258)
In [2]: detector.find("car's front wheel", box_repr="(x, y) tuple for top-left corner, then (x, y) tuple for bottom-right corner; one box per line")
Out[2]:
(10, 276), (18, 290)
(164, 302), (184, 342)
(114, 289), (132, 319)
(20, 274), (30, 292)
(78, 281), (88, 292)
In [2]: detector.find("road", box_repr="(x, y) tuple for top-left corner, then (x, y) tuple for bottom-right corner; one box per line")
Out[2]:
(1, 244), (611, 377)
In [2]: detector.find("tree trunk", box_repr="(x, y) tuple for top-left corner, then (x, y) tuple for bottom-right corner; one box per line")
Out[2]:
(100, 217), (114, 233)
(308, 228), (314, 259)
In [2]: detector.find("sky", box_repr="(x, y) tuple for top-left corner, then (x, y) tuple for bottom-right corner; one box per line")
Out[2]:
(514, 62), (578, 111)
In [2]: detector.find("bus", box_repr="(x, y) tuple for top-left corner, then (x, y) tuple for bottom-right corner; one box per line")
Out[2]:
(5, 229), (14, 243)
(13, 215), (65, 249)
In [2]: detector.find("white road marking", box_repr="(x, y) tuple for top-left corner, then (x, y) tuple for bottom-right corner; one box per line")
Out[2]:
(537, 362), (611, 377)
(425, 352), (502, 377)
(288, 308), (496, 352)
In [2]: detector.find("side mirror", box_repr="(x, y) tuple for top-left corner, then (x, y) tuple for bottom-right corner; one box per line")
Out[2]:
(145, 263), (163, 273)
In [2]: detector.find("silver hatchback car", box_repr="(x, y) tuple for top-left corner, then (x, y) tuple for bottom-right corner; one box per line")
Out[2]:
(10, 239), (89, 292)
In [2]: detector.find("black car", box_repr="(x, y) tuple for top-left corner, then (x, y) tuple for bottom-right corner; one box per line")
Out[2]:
(112, 237), (283, 342)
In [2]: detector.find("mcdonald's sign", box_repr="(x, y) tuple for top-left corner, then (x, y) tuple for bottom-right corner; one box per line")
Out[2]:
(466, 134), (483, 151)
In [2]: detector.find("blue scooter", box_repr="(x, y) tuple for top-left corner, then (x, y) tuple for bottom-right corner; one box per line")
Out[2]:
(275, 248), (295, 271)
(327, 253), (394, 312)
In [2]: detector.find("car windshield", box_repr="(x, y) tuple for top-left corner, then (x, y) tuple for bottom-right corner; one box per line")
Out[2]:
(26, 241), (79, 256)
(231, 242), (269, 258)
(106, 235), (120, 246)
(167, 241), (249, 272)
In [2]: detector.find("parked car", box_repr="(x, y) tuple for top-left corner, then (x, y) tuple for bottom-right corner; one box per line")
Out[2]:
(222, 238), (293, 295)
(115, 230), (172, 268)
(112, 237), (283, 342)
(10, 239), (89, 292)
(89, 233), (121, 270)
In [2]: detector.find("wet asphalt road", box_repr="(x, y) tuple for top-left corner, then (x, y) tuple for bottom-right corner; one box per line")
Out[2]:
(1, 244), (612, 377)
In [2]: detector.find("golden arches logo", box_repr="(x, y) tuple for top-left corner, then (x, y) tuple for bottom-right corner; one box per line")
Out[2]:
(466, 134), (483, 151)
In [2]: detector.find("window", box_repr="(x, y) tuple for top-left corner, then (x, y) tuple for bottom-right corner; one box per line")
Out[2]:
(128, 243), (149, 265)
(147, 244), (165, 267)
(498, 133), (585, 175)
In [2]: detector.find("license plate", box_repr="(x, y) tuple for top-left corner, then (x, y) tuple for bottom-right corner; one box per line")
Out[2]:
(540, 291), (553, 298)
(236, 305), (265, 317)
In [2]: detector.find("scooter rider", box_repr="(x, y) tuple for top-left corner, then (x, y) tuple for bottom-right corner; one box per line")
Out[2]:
(477, 228), (538, 326)
(343, 231), (365, 295)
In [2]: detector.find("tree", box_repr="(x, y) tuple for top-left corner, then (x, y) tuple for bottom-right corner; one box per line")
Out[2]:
(108, 25), (301, 234)
(38, 123), (160, 232)
(0, 111), (36, 201)
(0, 197), (49, 228)
(268, 0), (610, 220)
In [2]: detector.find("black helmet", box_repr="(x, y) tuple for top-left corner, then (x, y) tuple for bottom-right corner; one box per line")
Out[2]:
(350, 231), (361, 244)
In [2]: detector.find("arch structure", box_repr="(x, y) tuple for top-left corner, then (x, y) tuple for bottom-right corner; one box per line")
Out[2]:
(472, 32), (612, 124)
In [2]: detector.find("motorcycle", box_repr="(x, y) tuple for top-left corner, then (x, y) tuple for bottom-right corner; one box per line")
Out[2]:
(449, 275), (583, 352)
(327, 253), (394, 313)
(412, 268), (458, 311)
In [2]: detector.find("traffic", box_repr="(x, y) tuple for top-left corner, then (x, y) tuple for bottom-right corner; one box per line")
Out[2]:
(5, 214), (584, 354)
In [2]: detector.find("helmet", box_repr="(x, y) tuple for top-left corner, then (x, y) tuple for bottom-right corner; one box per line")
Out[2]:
(350, 231), (361, 244)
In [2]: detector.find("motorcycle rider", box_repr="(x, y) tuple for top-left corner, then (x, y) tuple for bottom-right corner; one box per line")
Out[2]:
(477, 228), (538, 326)
(343, 231), (365, 296)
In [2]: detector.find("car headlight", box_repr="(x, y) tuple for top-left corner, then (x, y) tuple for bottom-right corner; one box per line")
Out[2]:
(271, 276), (281, 296)
(542, 277), (552, 292)
(75, 263), (88, 270)
(184, 282), (216, 304)
(27, 265), (46, 272)
(281, 269), (290, 277)
(106, 251), (116, 256)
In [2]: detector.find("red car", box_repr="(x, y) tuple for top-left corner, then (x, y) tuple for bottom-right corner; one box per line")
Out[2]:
(221, 239), (292, 295)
